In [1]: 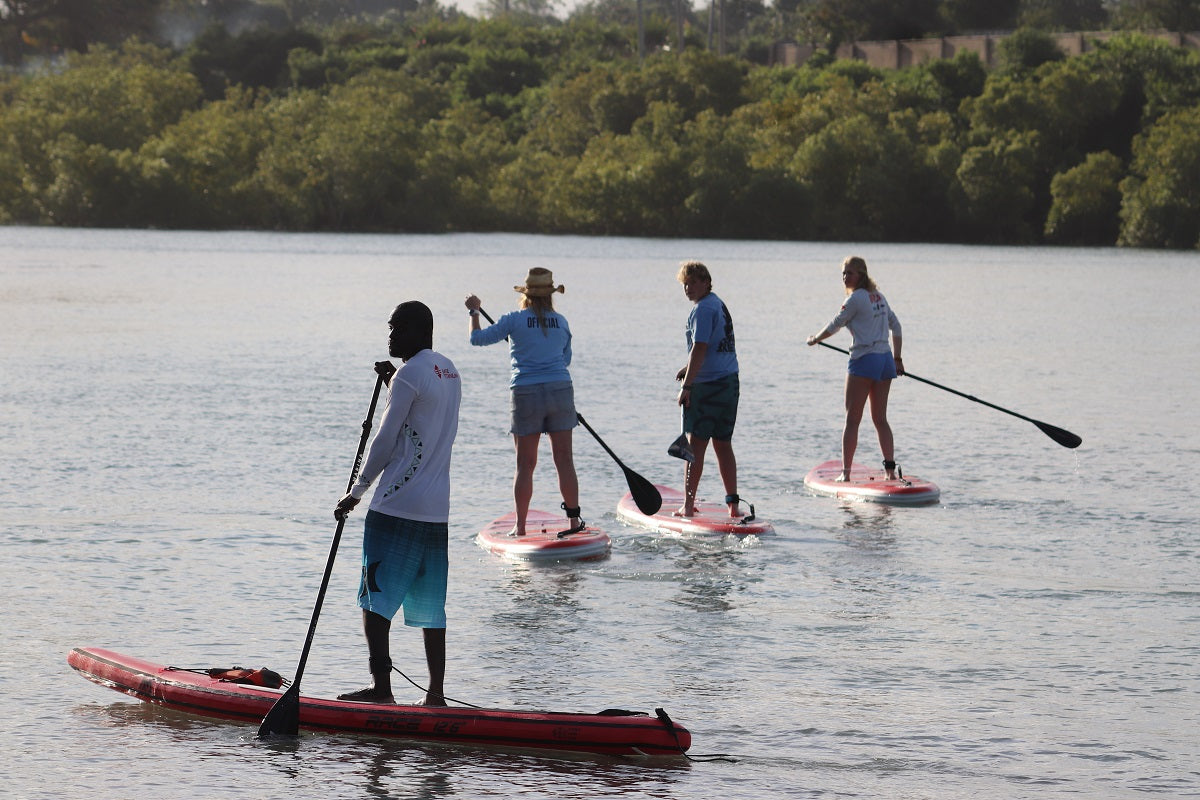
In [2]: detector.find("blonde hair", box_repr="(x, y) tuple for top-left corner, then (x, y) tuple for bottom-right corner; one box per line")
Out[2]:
(843, 256), (878, 294)
(519, 292), (555, 335)
(677, 260), (712, 285)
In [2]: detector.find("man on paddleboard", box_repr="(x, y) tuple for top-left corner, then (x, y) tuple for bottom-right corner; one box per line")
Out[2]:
(675, 261), (743, 518)
(334, 301), (461, 705)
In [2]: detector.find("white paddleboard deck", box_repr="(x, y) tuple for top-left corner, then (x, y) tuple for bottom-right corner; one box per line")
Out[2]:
(476, 509), (611, 561)
(804, 460), (940, 505)
(616, 484), (774, 536)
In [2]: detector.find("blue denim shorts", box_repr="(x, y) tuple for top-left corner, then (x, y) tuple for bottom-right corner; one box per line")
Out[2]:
(510, 380), (577, 436)
(847, 352), (898, 381)
(358, 510), (448, 628)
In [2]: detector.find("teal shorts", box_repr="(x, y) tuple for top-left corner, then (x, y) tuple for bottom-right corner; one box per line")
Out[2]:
(684, 373), (739, 441)
(358, 510), (448, 628)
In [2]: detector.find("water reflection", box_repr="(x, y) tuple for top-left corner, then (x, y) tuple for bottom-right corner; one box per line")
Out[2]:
(835, 503), (898, 551)
(351, 739), (691, 798)
(669, 546), (745, 613)
(489, 563), (585, 630)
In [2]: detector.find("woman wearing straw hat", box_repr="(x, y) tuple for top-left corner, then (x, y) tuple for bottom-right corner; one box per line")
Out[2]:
(465, 269), (583, 537)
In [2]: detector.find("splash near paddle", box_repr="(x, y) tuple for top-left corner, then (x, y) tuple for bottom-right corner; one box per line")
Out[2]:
(476, 510), (611, 561)
(616, 484), (774, 536)
(803, 460), (940, 505)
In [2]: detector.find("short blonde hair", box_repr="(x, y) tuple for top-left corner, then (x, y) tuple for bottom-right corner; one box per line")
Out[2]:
(677, 260), (711, 285)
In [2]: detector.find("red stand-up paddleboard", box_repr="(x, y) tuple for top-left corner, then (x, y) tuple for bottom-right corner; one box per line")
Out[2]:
(476, 510), (611, 561)
(68, 647), (689, 757)
(616, 485), (773, 536)
(804, 460), (940, 505)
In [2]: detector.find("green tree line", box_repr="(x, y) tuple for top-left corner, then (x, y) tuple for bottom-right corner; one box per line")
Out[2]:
(1, 20), (1198, 246)
(6, 0), (1200, 66)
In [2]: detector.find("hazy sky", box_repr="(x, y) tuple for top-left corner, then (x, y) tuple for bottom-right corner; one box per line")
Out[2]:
(448, 0), (584, 19)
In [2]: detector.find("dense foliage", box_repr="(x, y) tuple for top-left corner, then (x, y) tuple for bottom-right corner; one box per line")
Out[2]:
(1, 20), (1199, 247)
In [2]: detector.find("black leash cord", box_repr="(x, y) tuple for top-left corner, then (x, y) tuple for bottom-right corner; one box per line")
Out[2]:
(655, 708), (739, 763)
(398, 671), (734, 762)
(391, 665), (485, 709)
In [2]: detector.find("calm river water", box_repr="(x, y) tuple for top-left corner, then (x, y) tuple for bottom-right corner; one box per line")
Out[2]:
(1, 228), (1197, 799)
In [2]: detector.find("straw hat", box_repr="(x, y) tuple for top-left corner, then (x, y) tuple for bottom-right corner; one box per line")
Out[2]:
(514, 268), (565, 297)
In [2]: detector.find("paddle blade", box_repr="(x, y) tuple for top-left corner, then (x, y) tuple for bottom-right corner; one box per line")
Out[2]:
(667, 433), (694, 463)
(257, 683), (301, 737)
(625, 468), (663, 515)
(1035, 420), (1082, 449)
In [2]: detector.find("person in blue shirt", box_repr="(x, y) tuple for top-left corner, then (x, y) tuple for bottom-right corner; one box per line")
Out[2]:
(674, 261), (742, 518)
(465, 269), (583, 537)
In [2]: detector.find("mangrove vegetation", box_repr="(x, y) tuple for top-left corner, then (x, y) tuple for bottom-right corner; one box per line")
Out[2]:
(1, 5), (1199, 247)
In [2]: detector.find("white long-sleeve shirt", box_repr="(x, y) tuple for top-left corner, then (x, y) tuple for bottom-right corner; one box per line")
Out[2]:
(822, 288), (902, 359)
(349, 349), (461, 523)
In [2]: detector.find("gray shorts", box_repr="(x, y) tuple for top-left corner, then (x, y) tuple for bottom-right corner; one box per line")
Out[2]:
(510, 380), (577, 436)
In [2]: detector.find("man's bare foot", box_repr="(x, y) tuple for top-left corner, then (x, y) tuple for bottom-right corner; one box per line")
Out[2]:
(506, 526), (525, 537)
(672, 506), (696, 517)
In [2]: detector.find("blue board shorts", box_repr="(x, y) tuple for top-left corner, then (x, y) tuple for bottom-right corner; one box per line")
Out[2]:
(683, 373), (739, 441)
(510, 380), (577, 436)
(358, 510), (448, 628)
(848, 352), (898, 381)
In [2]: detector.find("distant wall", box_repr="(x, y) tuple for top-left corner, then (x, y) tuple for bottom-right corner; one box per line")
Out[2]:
(770, 30), (1200, 69)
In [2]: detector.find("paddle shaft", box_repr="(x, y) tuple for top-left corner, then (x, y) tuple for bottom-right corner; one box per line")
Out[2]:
(816, 341), (1081, 449)
(576, 413), (663, 515)
(476, 308), (507, 341)
(576, 413), (629, 468)
(258, 371), (386, 737)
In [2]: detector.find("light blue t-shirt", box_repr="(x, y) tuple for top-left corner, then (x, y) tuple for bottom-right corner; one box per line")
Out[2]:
(471, 308), (573, 387)
(687, 292), (738, 383)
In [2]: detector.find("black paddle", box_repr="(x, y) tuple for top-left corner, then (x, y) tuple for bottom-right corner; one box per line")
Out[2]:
(476, 307), (507, 341)
(576, 413), (663, 515)
(667, 407), (694, 463)
(816, 341), (1082, 449)
(258, 370), (387, 738)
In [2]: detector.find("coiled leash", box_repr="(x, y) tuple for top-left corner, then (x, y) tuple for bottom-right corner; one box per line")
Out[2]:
(725, 494), (757, 525)
(167, 665), (290, 688)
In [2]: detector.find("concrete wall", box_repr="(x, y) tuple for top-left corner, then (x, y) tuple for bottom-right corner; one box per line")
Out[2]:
(771, 30), (1199, 69)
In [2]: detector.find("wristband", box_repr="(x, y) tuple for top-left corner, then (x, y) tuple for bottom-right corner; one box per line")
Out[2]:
(468, 309), (479, 317)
